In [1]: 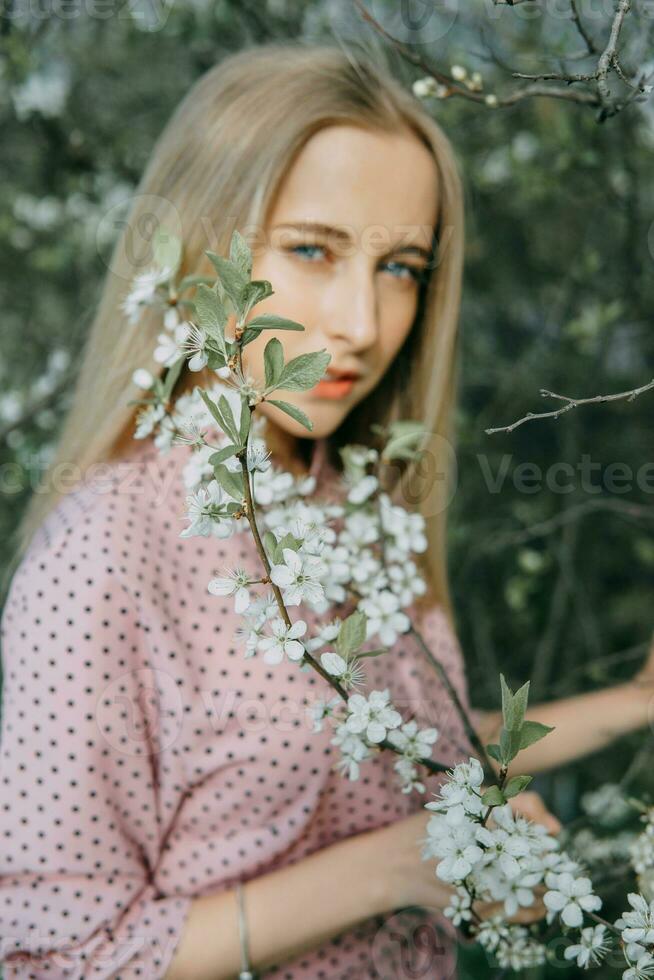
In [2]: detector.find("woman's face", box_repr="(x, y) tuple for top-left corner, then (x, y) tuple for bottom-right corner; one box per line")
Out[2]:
(239, 123), (440, 442)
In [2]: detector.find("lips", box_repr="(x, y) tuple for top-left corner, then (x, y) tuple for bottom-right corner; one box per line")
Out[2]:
(314, 375), (358, 399)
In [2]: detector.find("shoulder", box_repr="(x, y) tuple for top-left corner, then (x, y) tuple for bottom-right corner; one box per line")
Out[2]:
(4, 440), (194, 618)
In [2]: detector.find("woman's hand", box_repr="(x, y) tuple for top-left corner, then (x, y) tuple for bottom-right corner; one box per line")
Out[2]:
(505, 788), (562, 836)
(367, 788), (560, 923)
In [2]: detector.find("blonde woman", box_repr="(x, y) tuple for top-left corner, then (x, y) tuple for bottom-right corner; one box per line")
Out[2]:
(1, 40), (652, 980)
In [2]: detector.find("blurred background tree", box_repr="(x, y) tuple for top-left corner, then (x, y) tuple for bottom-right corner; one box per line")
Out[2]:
(1, 1), (653, 975)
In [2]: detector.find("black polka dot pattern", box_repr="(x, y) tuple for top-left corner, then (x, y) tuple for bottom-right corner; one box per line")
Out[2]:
(0, 437), (477, 978)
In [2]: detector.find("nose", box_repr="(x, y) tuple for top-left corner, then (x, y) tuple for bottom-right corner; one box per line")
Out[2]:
(325, 256), (379, 352)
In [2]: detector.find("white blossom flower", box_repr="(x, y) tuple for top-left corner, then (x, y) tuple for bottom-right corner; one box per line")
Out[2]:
(132, 368), (155, 390)
(319, 651), (366, 691)
(207, 567), (253, 614)
(412, 76), (438, 99)
(172, 417), (206, 448)
(393, 755), (426, 795)
(258, 618), (307, 665)
(494, 929), (546, 970)
(359, 590), (411, 646)
(179, 322), (210, 371)
(476, 916), (512, 953)
(180, 479), (229, 538)
(476, 817), (532, 880)
(236, 628), (261, 658)
(544, 871), (602, 928)
(306, 619), (341, 653)
(443, 888), (472, 926)
(340, 512), (379, 551)
(349, 549), (384, 587)
(154, 413), (177, 453)
(386, 560), (428, 607)
(425, 758), (485, 823)
(121, 264), (172, 325)
(308, 694), (342, 733)
(252, 468), (295, 507)
(618, 893), (654, 947)
(134, 402), (165, 440)
(387, 719), (439, 761)
(347, 474), (379, 504)
(154, 323), (190, 367)
(564, 924), (611, 969)
(623, 951), (654, 980)
(425, 811), (484, 882)
(269, 547), (326, 607)
(379, 493), (428, 556)
(331, 722), (373, 780)
(344, 688), (402, 744)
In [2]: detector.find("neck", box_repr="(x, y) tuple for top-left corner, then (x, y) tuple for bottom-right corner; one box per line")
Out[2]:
(262, 416), (311, 478)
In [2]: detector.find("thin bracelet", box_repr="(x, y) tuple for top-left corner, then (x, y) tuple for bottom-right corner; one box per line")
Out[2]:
(236, 881), (257, 980)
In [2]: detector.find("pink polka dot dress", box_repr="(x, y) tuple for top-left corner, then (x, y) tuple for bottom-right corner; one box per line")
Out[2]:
(0, 433), (479, 979)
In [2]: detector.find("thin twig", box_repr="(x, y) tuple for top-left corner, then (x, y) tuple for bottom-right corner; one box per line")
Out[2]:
(570, 0), (598, 55)
(485, 378), (654, 435)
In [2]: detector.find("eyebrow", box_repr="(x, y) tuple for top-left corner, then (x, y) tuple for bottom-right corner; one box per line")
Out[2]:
(272, 221), (434, 262)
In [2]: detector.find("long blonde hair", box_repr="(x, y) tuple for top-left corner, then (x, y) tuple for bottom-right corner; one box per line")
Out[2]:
(12, 39), (465, 617)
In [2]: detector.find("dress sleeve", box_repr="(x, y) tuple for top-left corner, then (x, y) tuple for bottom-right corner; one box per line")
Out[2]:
(0, 510), (193, 979)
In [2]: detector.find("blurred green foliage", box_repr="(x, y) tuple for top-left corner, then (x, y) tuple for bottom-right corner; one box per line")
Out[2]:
(1, 1), (653, 976)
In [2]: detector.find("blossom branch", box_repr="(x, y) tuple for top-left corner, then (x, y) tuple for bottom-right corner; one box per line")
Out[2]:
(353, 0), (652, 120)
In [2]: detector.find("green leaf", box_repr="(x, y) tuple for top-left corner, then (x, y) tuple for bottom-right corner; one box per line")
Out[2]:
(486, 743), (503, 764)
(337, 610), (368, 656)
(481, 785), (506, 806)
(246, 313), (305, 333)
(275, 349), (331, 392)
(503, 775), (533, 798)
(263, 531), (278, 561)
(512, 681), (530, 729)
(239, 395), (251, 445)
(154, 226), (182, 277)
(206, 350), (228, 372)
(213, 463), (244, 501)
(218, 395), (239, 443)
(198, 389), (228, 434)
(264, 337), (285, 389)
(241, 279), (274, 318)
(162, 355), (185, 401)
(278, 532), (302, 553)
(205, 251), (248, 313)
(500, 726), (522, 764)
(354, 648), (387, 659)
(229, 229), (253, 279)
(209, 445), (239, 465)
(518, 720), (555, 750)
(500, 674), (515, 730)
(224, 501), (243, 516)
(194, 284), (228, 348)
(266, 399), (314, 431)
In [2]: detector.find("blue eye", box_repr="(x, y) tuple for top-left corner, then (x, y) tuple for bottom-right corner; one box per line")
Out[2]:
(382, 260), (424, 283)
(288, 244), (325, 260)
(286, 244), (425, 283)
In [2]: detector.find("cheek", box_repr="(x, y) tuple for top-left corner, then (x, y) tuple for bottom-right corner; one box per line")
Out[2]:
(377, 306), (416, 367)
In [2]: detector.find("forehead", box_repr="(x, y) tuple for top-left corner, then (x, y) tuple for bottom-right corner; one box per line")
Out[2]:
(267, 124), (440, 251)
